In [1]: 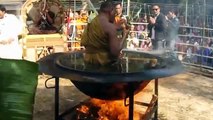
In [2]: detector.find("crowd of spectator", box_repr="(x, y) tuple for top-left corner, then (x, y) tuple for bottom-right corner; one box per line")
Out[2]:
(175, 15), (213, 67)
(63, 8), (89, 40)
(126, 9), (213, 67)
(177, 30), (213, 67)
(61, 5), (213, 68)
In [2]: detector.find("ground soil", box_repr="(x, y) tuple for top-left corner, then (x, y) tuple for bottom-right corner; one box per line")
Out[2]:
(33, 72), (213, 120)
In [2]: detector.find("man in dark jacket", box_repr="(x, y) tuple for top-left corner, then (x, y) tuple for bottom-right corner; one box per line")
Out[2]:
(165, 9), (180, 51)
(148, 5), (167, 50)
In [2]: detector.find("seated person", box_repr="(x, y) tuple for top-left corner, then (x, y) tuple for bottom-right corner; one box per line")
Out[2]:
(38, 10), (56, 31)
(81, 1), (129, 65)
(127, 32), (139, 49)
(140, 38), (152, 51)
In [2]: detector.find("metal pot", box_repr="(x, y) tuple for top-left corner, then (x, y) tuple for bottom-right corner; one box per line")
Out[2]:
(71, 80), (150, 100)
(39, 50), (183, 100)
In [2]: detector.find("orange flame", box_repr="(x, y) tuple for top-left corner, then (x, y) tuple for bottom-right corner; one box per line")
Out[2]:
(89, 98), (142, 120)
(76, 81), (154, 120)
(76, 105), (90, 114)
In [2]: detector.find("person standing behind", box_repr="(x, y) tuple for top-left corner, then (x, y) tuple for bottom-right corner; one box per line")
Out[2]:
(148, 5), (167, 50)
(81, 1), (129, 65)
(114, 2), (129, 47)
(114, 2), (125, 29)
(0, 4), (22, 59)
(165, 9), (180, 51)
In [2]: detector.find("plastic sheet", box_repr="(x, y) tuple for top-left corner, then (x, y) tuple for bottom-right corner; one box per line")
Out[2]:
(0, 58), (38, 120)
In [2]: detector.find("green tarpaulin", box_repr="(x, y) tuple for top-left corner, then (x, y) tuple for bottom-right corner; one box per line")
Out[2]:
(0, 58), (38, 120)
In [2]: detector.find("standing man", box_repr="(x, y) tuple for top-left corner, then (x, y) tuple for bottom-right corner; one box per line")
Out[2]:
(0, 4), (22, 59)
(114, 2), (125, 28)
(148, 5), (167, 50)
(165, 9), (180, 51)
(81, 1), (129, 65)
(114, 2), (129, 47)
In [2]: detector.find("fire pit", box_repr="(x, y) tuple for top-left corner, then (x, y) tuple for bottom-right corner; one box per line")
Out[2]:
(38, 50), (184, 120)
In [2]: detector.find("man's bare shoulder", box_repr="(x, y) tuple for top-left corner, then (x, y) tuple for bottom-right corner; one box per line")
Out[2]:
(99, 17), (116, 34)
(105, 23), (116, 33)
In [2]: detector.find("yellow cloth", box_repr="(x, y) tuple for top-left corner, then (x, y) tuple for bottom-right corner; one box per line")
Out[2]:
(114, 15), (122, 26)
(81, 15), (88, 23)
(76, 19), (84, 32)
(81, 16), (115, 65)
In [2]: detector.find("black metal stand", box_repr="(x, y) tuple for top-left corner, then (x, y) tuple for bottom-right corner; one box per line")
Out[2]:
(128, 83), (134, 120)
(154, 78), (158, 120)
(126, 79), (159, 120)
(55, 77), (60, 120)
(44, 77), (60, 120)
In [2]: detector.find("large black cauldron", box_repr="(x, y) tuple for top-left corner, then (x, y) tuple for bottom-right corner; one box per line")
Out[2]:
(39, 50), (183, 100)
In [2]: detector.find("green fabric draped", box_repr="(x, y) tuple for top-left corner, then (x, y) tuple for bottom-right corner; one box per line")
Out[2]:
(0, 58), (38, 120)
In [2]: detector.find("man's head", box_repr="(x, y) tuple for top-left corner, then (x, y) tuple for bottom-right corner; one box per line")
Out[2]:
(0, 4), (6, 19)
(152, 5), (160, 16)
(115, 3), (122, 16)
(167, 9), (177, 19)
(99, 1), (116, 23)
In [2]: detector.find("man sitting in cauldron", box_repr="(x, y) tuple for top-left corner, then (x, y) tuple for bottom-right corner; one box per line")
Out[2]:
(81, 0), (129, 65)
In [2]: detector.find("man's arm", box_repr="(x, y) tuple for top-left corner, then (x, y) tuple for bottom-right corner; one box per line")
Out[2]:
(0, 38), (13, 45)
(170, 18), (180, 30)
(105, 23), (129, 57)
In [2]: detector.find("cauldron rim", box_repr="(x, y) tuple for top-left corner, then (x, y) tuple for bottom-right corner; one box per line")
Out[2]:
(55, 50), (168, 75)
(38, 51), (184, 99)
(38, 51), (184, 83)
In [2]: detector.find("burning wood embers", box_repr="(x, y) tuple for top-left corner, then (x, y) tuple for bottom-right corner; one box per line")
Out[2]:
(61, 82), (158, 120)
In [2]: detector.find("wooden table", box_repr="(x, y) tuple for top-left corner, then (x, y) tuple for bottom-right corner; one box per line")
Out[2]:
(22, 34), (67, 61)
